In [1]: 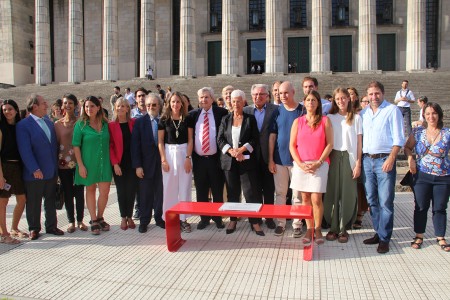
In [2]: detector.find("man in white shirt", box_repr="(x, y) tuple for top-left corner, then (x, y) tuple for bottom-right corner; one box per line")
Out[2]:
(394, 80), (415, 136)
(124, 87), (135, 108)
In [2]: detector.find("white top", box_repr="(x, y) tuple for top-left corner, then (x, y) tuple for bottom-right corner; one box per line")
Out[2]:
(231, 125), (241, 149)
(395, 89), (415, 108)
(328, 113), (362, 169)
(124, 92), (135, 106)
(194, 109), (217, 156)
(419, 108), (424, 122)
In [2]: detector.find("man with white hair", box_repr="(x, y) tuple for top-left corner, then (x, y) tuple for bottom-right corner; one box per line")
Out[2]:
(189, 87), (228, 230)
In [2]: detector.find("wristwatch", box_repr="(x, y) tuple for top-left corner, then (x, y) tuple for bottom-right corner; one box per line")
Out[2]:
(186, 155), (192, 159)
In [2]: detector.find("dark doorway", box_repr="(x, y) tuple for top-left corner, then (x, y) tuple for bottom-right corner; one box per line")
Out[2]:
(377, 34), (396, 71)
(288, 37), (309, 73)
(208, 41), (221, 76)
(247, 39), (266, 74)
(330, 35), (352, 72)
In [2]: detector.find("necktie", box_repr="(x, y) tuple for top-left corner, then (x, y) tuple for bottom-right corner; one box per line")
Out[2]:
(202, 112), (210, 154)
(38, 118), (51, 142)
(151, 117), (158, 143)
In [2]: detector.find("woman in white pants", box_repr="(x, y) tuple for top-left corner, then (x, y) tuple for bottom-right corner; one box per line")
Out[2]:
(158, 92), (193, 232)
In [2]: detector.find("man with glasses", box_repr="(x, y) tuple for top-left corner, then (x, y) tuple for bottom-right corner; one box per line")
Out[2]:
(360, 95), (369, 109)
(244, 84), (278, 229)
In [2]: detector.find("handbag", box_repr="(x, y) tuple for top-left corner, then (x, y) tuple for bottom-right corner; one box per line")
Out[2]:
(400, 170), (414, 187)
(55, 181), (64, 210)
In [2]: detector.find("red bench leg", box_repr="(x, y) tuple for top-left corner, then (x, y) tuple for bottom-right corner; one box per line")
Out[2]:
(303, 219), (314, 261)
(165, 211), (185, 252)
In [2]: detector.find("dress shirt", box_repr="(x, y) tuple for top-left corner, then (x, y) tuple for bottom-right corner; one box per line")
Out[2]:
(194, 108), (217, 156)
(253, 104), (266, 132)
(124, 92), (136, 106)
(361, 100), (405, 154)
(31, 113), (51, 141)
(321, 99), (332, 115)
(131, 107), (147, 118)
(395, 89), (415, 108)
(150, 116), (158, 143)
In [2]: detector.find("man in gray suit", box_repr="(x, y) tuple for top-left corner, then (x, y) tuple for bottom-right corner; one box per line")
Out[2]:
(244, 84), (278, 229)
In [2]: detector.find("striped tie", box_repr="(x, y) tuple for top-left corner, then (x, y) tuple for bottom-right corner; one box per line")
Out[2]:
(201, 112), (210, 154)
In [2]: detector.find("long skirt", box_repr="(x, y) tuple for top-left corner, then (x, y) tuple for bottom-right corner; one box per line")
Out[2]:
(323, 150), (358, 233)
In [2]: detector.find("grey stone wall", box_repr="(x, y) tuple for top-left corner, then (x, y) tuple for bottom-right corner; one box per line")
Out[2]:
(84, 0), (102, 81)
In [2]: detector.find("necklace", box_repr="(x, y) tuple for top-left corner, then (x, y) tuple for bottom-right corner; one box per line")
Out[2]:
(172, 119), (181, 138)
(426, 128), (441, 145)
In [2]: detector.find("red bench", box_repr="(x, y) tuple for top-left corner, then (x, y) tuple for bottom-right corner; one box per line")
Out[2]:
(165, 202), (315, 261)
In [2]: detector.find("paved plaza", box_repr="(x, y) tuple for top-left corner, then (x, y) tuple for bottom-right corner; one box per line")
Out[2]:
(0, 187), (449, 299)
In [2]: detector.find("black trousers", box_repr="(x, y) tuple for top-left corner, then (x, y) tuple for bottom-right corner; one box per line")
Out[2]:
(135, 176), (163, 222)
(25, 176), (58, 232)
(193, 154), (224, 224)
(58, 169), (84, 223)
(256, 157), (275, 205)
(224, 162), (262, 224)
(113, 166), (137, 218)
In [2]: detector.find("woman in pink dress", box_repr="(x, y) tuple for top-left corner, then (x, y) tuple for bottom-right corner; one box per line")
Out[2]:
(289, 90), (333, 244)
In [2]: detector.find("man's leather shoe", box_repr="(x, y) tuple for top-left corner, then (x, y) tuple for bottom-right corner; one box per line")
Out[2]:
(215, 221), (225, 229)
(46, 228), (64, 236)
(197, 221), (209, 230)
(363, 234), (380, 245)
(138, 224), (148, 233)
(377, 241), (390, 254)
(155, 221), (166, 229)
(265, 218), (276, 229)
(30, 230), (40, 240)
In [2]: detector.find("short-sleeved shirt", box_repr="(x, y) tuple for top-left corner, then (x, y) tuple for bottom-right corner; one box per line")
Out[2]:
(72, 120), (112, 185)
(413, 126), (450, 176)
(270, 103), (304, 166)
(158, 115), (193, 145)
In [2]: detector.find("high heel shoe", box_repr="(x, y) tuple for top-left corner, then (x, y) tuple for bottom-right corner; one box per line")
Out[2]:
(250, 223), (265, 236)
(226, 221), (237, 234)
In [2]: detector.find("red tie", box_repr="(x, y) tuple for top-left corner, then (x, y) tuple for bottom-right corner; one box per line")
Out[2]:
(202, 112), (210, 154)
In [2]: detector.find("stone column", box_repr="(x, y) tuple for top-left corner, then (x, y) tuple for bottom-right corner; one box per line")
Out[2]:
(221, 0), (238, 75)
(406, 0), (426, 71)
(102, 0), (119, 81)
(311, 0), (330, 73)
(140, 0), (156, 78)
(358, 0), (378, 72)
(68, 0), (84, 83)
(265, 0), (284, 74)
(179, 0), (196, 77)
(35, 0), (52, 85)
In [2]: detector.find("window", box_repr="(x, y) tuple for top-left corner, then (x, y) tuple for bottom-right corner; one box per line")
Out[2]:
(210, 0), (222, 32)
(31, 66), (34, 75)
(332, 0), (349, 27)
(426, 0), (439, 68)
(290, 0), (307, 28)
(249, 0), (265, 31)
(376, 0), (393, 25)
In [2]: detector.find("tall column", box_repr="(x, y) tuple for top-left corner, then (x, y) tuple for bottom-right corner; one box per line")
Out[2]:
(35, 0), (52, 85)
(221, 0), (238, 75)
(140, 0), (156, 78)
(179, 0), (196, 77)
(102, 0), (119, 81)
(265, 0), (284, 74)
(406, 0), (426, 71)
(68, 0), (84, 83)
(358, 0), (378, 72)
(311, 0), (330, 72)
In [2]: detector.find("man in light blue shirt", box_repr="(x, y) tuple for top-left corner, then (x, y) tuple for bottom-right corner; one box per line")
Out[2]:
(301, 76), (331, 115)
(360, 81), (405, 254)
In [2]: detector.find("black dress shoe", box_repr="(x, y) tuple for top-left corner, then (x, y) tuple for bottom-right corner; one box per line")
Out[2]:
(197, 221), (209, 230)
(215, 221), (225, 229)
(250, 223), (265, 236)
(155, 221), (166, 229)
(226, 222), (237, 234)
(138, 224), (148, 233)
(30, 230), (40, 240)
(46, 228), (64, 236)
(377, 241), (390, 254)
(363, 234), (380, 245)
(265, 218), (276, 229)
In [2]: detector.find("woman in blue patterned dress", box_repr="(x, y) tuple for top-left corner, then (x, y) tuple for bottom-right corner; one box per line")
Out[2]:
(404, 102), (450, 252)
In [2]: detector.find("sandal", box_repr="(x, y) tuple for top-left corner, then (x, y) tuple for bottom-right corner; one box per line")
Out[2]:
(67, 223), (76, 233)
(326, 231), (338, 241)
(436, 238), (450, 252)
(10, 229), (29, 238)
(411, 236), (423, 249)
(77, 222), (88, 231)
(0, 235), (21, 245)
(180, 221), (191, 233)
(352, 220), (363, 230)
(338, 231), (349, 243)
(127, 218), (136, 229)
(302, 229), (313, 244)
(89, 220), (101, 235)
(97, 217), (110, 231)
(315, 228), (325, 245)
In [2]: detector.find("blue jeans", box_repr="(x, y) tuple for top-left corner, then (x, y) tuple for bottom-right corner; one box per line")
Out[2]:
(413, 171), (450, 237)
(362, 156), (396, 242)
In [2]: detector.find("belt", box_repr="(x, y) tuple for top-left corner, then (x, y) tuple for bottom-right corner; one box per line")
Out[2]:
(364, 153), (390, 159)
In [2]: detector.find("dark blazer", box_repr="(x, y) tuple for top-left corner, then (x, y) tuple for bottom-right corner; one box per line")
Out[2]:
(189, 106), (228, 156)
(131, 114), (161, 179)
(243, 103), (278, 164)
(109, 118), (136, 165)
(16, 116), (58, 181)
(217, 112), (259, 171)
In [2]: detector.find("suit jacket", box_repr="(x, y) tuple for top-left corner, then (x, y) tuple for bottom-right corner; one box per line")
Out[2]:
(217, 112), (259, 171)
(130, 114), (161, 179)
(109, 118), (136, 165)
(16, 116), (58, 181)
(243, 103), (277, 164)
(189, 106), (228, 158)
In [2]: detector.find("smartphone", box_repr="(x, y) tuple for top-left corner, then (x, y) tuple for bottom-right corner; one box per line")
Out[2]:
(3, 183), (11, 191)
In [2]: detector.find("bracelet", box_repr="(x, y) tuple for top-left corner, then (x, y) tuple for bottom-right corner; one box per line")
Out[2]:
(186, 155), (192, 159)
(318, 159), (323, 165)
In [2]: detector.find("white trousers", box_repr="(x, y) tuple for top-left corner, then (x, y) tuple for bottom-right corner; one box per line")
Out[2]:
(162, 143), (192, 221)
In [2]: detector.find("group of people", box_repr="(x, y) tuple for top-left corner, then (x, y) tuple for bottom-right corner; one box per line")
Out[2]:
(0, 77), (448, 255)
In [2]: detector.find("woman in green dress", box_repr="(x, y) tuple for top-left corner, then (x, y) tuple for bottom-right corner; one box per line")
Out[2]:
(73, 96), (112, 235)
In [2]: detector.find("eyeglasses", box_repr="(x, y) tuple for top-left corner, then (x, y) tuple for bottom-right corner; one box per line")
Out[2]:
(361, 100), (369, 103)
(146, 103), (158, 107)
(252, 93), (268, 97)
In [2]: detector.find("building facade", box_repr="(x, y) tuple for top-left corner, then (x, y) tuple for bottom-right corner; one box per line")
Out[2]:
(0, 0), (448, 86)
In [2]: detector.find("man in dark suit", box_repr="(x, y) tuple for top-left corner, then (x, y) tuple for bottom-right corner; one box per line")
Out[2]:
(16, 94), (64, 240)
(244, 84), (278, 229)
(131, 93), (164, 233)
(189, 87), (228, 230)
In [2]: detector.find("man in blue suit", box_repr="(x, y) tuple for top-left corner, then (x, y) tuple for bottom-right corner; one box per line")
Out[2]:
(17, 94), (64, 240)
(131, 93), (164, 233)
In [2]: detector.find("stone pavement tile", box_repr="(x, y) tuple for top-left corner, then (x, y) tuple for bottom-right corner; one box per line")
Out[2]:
(109, 284), (169, 300)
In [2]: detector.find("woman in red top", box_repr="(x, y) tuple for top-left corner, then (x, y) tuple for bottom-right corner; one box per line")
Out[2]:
(109, 98), (137, 230)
